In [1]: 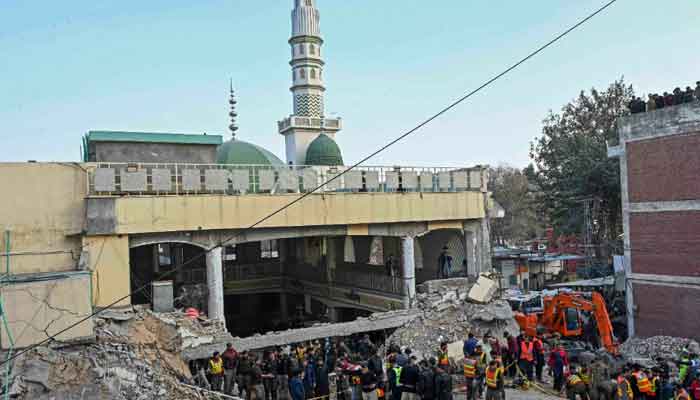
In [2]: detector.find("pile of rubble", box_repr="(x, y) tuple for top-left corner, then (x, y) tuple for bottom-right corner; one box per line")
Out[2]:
(620, 335), (700, 362)
(387, 278), (519, 360)
(4, 306), (229, 400)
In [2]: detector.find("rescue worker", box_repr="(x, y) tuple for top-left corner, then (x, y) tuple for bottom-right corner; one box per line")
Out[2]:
(519, 335), (535, 382)
(533, 334), (546, 382)
(632, 364), (653, 400)
(289, 368), (305, 400)
(616, 370), (634, 400)
(484, 360), (505, 400)
(579, 365), (592, 392)
(387, 359), (403, 400)
(437, 342), (450, 371)
(648, 368), (660, 400)
(566, 367), (590, 400)
(475, 344), (488, 399)
(462, 354), (478, 400)
(209, 351), (225, 392)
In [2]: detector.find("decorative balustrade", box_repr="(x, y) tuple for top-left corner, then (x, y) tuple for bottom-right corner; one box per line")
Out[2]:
(87, 162), (487, 196)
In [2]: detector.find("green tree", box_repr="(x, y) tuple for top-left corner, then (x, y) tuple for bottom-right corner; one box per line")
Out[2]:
(529, 78), (631, 257)
(489, 165), (542, 246)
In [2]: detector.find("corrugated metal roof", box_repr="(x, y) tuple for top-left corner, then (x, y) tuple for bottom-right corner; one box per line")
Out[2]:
(86, 130), (223, 145)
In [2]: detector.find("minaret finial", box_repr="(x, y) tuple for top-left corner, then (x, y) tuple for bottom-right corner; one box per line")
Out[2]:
(228, 79), (238, 139)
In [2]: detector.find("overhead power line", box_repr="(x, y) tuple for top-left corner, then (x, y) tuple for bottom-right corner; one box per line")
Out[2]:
(0, 0), (619, 366)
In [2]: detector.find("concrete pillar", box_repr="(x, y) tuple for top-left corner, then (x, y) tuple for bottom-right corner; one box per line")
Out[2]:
(327, 306), (339, 322)
(480, 218), (492, 271)
(464, 229), (477, 277)
(368, 236), (384, 266)
(280, 292), (288, 322)
(206, 246), (225, 324)
(401, 236), (416, 309)
(326, 237), (336, 283)
(343, 236), (356, 263)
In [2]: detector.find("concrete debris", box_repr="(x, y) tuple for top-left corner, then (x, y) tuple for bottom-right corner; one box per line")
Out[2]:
(388, 278), (519, 360)
(2, 305), (230, 400)
(467, 274), (498, 304)
(620, 336), (700, 363)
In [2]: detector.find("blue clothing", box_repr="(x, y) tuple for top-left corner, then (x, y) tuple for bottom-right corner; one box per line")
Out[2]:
(303, 363), (316, 391)
(396, 353), (409, 368)
(289, 376), (305, 400)
(463, 338), (478, 357)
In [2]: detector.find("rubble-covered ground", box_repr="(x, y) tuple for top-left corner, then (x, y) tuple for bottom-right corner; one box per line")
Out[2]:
(3, 306), (225, 400)
(620, 335), (700, 363)
(388, 278), (519, 360)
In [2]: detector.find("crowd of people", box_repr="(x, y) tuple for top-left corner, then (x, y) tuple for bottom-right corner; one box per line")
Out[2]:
(195, 330), (700, 400)
(629, 82), (700, 114)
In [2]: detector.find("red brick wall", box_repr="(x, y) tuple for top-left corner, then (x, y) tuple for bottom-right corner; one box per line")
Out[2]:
(633, 283), (700, 340)
(629, 211), (700, 276)
(627, 133), (700, 202)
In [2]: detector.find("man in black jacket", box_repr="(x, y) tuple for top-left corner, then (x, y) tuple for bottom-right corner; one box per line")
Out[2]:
(434, 367), (453, 400)
(399, 356), (420, 400)
(416, 360), (435, 400)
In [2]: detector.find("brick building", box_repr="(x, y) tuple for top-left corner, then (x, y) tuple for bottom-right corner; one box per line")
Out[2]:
(609, 101), (700, 340)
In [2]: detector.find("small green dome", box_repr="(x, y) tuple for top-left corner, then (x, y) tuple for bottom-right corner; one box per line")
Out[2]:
(216, 139), (285, 166)
(305, 134), (344, 166)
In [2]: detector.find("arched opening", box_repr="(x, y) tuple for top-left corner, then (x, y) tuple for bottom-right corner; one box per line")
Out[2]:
(129, 242), (208, 307)
(417, 229), (466, 283)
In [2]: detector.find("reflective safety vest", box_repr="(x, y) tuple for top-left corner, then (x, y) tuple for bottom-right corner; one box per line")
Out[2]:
(393, 367), (403, 385)
(520, 341), (534, 362)
(438, 350), (449, 366)
(676, 388), (691, 400)
(485, 367), (501, 389)
(352, 376), (361, 385)
(476, 352), (487, 369)
(463, 359), (477, 378)
(633, 371), (652, 394)
(567, 375), (582, 386)
(376, 388), (385, 398)
(580, 371), (591, 385)
(209, 358), (224, 375)
(533, 338), (544, 354)
(617, 377), (633, 399)
(650, 377), (658, 396)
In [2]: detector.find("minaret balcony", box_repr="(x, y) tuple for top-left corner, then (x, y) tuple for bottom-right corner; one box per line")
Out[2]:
(278, 116), (342, 134)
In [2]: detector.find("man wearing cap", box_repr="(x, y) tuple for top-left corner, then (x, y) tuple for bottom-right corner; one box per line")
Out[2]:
(361, 363), (380, 400)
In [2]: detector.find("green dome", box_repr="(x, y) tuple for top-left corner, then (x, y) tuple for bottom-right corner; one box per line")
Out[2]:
(305, 134), (344, 166)
(216, 139), (285, 166)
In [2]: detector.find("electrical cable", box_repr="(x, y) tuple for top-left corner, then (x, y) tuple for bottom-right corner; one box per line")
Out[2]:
(0, 0), (619, 367)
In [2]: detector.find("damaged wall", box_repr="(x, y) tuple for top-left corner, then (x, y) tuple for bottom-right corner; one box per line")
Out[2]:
(1, 272), (94, 349)
(83, 235), (131, 307)
(0, 163), (86, 275)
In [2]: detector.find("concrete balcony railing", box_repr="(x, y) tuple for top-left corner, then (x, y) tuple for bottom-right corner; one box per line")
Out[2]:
(277, 116), (342, 133)
(86, 162), (488, 196)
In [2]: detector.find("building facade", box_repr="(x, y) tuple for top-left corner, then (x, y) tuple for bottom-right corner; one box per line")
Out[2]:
(609, 101), (700, 340)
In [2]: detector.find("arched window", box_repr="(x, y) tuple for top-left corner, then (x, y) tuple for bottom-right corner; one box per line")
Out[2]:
(319, 70), (322, 80)
(310, 69), (316, 79)
(293, 70), (296, 80)
(309, 44), (316, 55)
(296, 45), (301, 55)
(300, 44), (306, 55)
(300, 69), (306, 79)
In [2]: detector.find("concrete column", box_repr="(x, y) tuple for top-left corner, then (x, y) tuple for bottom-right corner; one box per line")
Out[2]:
(401, 236), (416, 309)
(480, 218), (492, 271)
(206, 246), (225, 324)
(326, 237), (336, 283)
(464, 229), (477, 277)
(327, 306), (339, 322)
(280, 292), (289, 322)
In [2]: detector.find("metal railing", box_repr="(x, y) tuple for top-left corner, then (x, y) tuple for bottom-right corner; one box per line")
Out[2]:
(86, 162), (487, 196)
(333, 269), (405, 295)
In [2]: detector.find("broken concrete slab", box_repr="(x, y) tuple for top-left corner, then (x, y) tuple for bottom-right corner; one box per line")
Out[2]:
(22, 359), (51, 390)
(467, 275), (497, 303)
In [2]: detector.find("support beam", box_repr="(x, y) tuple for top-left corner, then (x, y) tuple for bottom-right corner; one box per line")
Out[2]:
(206, 247), (225, 324)
(401, 236), (416, 309)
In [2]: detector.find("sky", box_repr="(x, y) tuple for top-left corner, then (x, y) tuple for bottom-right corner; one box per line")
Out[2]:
(1, 0), (698, 167)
